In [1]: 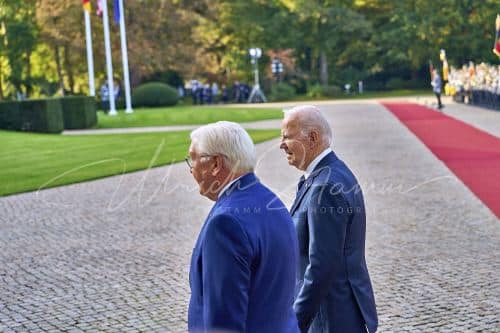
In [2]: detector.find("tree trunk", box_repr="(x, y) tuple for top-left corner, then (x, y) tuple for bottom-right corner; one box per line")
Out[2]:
(54, 45), (65, 96)
(0, 60), (4, 100)
(25, 51), (32, 98)
(319, 50), (328, 87)
(63, 44), (74, 94)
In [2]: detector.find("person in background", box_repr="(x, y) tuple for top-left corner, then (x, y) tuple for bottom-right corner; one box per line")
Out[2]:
(177, 85), (185, 99)
(431, 69), (444, 109)
(232, 81), (241, 103)
(203, 84), (212, 104)
(113, 79), (121, 106)
(221, 84), (229, 103)
(211, 82), (219, 103)
(100, 83), (109, 112)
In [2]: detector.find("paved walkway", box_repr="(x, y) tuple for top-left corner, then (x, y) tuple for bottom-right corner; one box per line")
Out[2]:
(64, 96), (500, 138)
(1, 101), (499, 332)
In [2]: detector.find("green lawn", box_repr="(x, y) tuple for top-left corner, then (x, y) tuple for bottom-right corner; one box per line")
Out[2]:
(292, 89), (432, 101)
(0, 129), (280, 196)
(97, 106), (282, 128)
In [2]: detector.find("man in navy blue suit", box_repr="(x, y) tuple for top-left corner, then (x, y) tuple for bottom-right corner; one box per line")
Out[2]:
(187, 121), (299, 333)
(280, 105), (378, 333)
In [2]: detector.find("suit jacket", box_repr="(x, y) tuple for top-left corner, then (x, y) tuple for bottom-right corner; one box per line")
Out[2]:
(291, 152), (378, 333)
(188, 173), (299, 333)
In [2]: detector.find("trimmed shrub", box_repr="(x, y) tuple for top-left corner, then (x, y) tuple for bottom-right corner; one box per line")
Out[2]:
(269, 83), (296, 102)
(385, 77), (427, 90)
(322, 85), (342, 97)
(0, 101), (22, 130)
(306, 84), (323, 98)
(307, 84), (341, 98)
(132, 82), (178, 107)
(20, 99), (64, 133)
(59, 96), (97, 129)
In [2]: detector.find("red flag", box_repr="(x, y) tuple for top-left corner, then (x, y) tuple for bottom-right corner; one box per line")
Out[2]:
(82, 0), (91, 13)
(96, 0), (103, 17)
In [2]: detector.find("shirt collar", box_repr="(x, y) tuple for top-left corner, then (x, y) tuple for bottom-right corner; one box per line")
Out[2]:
(305, 148), (332, 179)
(217, 174), (246, 199)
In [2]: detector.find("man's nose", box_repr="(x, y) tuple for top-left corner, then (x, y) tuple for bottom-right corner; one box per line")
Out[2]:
(279, 141), (286, 149)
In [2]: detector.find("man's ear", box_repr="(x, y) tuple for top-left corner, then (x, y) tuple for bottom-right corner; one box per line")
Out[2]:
(211, 155), (224, 176)
(309, 130), (320, 148)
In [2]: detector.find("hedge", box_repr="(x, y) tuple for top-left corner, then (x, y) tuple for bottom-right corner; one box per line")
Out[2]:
(269, 83), (296, 101)
(0, 101), (22, 130)
(0, 97), (97, 133)
(59, 96), (97, 129)
(20, 99), (64, 133)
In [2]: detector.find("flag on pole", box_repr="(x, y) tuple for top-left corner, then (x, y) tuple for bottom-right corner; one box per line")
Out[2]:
(97, 0), (103, 17)
(442, 59), (449, 81)
(82, 0), (91, 13)
(439, 49), (446, 61)
(113, 0), (120, 24)
(116, 0), (133, 113)
(83, 0), (96, 96)
(494, 14), (500, 57)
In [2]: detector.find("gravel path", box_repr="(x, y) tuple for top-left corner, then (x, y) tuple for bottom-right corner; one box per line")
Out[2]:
(1, 101), (498, 332)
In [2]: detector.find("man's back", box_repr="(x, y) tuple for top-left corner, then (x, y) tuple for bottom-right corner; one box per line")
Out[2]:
(292, 152), (377, 333)
(188, 173), (299, 333)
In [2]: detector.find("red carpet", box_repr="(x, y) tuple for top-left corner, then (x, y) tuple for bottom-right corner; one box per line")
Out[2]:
(381, 102), (500, 219)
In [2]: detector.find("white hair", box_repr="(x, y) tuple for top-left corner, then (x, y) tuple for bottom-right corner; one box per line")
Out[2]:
(190, 121), (256, 173)
(283, 105), (332, 146)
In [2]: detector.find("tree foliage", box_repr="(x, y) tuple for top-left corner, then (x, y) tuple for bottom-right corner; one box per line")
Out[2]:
(0, 0), (498, 99)
(0, 0), (38, 98)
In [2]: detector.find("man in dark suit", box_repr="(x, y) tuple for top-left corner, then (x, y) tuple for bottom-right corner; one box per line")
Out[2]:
(187, 121), (299, 333)
(280, 105), (378, 333)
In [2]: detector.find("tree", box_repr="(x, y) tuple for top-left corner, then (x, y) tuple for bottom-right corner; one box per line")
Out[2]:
(187, 0), (297, 83)
(0, 0), (38, 98)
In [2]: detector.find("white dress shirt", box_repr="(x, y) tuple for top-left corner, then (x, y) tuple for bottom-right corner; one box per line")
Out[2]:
(304, 148), (332, 179)
(218, 174), (246, 199)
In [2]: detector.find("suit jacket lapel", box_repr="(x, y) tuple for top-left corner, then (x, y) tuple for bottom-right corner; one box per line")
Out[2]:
(290, 152), (339, 216)
(290, 177), (312, 215)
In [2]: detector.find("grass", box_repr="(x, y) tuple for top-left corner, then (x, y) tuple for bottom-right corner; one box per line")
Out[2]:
(0, 129), (280, 196)
(291, 89), (432, 101)
(97, 106), (282, 128)
(96, 90), (429, 129)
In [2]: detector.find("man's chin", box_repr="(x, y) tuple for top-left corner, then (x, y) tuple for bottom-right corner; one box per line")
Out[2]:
(287, 159), (300, 169)
(200, 189), (217, 201)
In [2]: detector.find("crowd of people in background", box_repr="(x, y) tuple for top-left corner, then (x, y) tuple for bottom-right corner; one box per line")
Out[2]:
(446, 62), (500, 110)
(187, 80), (252, 105)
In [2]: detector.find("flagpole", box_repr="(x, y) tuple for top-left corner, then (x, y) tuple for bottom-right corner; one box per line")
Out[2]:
(102, 0), (117, 115)
(118, 0), (133, 113)
(84, 9), (95, 96)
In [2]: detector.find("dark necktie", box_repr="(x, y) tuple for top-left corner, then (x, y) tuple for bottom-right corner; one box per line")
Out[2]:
(291, 175), (307, 212)
(297, 175), (306, 193)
